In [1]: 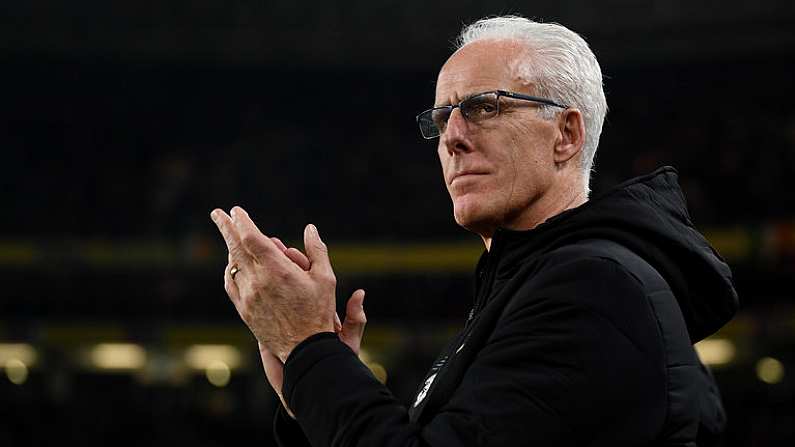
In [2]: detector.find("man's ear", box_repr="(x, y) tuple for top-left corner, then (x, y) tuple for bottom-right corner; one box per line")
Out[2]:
(554, 108), (585, 165)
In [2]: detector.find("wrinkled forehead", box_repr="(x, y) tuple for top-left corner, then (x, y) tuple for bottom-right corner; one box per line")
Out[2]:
(434, 39), (535, 105)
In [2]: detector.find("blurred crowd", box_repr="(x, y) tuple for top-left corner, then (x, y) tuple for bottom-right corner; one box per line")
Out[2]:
(4, 58), (794, 242)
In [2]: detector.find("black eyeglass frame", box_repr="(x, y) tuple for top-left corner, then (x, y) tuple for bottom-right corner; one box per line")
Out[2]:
(415, 89), (569, 139)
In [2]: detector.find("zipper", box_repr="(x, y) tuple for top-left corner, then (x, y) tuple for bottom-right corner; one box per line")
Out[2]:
(466, 229), (503, 327)
(412, 232), (505, 417)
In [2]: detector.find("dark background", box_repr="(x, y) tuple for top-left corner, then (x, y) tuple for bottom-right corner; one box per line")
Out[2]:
(1, 1), (794, 445)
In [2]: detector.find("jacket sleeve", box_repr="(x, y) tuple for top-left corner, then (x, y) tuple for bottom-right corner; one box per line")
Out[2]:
(282, 256), (667, 447)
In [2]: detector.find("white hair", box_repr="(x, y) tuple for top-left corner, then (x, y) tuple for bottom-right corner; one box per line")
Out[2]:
(456, 16), (607, 191)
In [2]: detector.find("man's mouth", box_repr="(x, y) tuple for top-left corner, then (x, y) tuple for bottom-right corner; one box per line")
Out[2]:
(450, 171), (489, 185)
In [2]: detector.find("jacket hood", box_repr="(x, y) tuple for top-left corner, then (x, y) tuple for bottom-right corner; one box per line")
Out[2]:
(492, 166), (739, 343)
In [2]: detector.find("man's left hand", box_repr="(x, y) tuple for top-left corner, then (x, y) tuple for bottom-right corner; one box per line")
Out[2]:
(210, 206), (337, 363)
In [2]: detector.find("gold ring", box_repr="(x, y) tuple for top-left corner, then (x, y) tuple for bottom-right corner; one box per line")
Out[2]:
(230, 266), (240, 280)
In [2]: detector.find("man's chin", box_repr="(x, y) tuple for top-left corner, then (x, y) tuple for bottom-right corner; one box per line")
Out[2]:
(453, 207), (499, 236)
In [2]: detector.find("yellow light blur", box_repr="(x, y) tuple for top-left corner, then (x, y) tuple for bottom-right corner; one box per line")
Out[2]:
(694, 338), (735, 366)
(5, 359), (29, 385)
(756, 357), (785, 384)
(91, 343), (147, 370)
(0, 343), (37, 367)
(184, 344), (241, 370)
(206, 361), (231, 387)
(367, 362), (388, 384)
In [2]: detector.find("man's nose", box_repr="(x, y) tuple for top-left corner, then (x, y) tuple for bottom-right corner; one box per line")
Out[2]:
(440, 108), (471, 155)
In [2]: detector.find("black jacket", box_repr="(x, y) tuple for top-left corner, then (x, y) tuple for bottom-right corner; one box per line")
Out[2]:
(275, 166), (738, 446)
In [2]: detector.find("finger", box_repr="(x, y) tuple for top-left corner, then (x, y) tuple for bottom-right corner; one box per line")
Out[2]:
(230, 206), (284, 263)
(270, 237), (288, 252)
(224, 254), (241, 304)
(334, 312), (342, 333)
(285, 247), (311, 271)
(211, 209), (251, 266)
(303, 224), (334, 277)
(271, 237), (310, 271)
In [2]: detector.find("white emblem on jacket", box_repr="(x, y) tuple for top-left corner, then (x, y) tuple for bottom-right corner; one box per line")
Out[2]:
(413, 373), (438, 407)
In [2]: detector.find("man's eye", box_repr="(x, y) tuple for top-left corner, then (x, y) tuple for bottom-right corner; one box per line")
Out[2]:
(475, 103), (496, 114)
(464, 100), (497, 119)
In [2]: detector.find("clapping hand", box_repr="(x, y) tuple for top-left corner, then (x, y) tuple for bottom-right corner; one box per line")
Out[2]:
(211, 206), (366, 417)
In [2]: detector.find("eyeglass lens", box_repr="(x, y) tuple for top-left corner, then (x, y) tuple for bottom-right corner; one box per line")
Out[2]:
(460, 93), (499, 122)
(419, 92), (500, 138)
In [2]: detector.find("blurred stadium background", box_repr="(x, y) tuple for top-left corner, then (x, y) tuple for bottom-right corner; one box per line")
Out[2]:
(1, 1), (794, 445)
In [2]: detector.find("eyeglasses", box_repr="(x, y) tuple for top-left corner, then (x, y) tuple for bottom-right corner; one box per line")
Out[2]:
(415, 90), (568, 139)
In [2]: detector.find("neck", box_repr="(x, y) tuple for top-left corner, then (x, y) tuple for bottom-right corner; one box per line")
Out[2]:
(481, 186), (588, 251)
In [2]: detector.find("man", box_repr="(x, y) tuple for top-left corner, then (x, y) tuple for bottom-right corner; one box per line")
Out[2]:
(211, 16), (737, 446)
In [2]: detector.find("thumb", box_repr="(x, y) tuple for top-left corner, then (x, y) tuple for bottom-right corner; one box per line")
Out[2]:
(341, 289), (367, 354)
(304, 224), (333, 276)
(344, 289), (367, 329)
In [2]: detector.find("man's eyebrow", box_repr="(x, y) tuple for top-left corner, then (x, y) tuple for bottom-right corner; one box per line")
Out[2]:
(460, 91), (484, 101)
(434, 91), (486, 108)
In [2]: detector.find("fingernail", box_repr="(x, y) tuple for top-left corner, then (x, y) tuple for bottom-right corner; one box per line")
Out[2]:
(310, 224), (320, 238)
(210, 210), (219, 223)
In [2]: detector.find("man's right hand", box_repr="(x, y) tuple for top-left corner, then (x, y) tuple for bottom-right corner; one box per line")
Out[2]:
(258, 237), (367, 419)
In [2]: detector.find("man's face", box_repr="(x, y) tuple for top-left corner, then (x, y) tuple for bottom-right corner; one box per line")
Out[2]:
(435, 39), (564, 237)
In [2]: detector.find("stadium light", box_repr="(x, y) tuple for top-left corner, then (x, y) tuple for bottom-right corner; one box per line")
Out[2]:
(184, 344), (242, 370)
(0, 343), (38, 367)
(756, 357), (785, 384)
(694, 338), (735, 366)
(91, 343), (147, 370)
